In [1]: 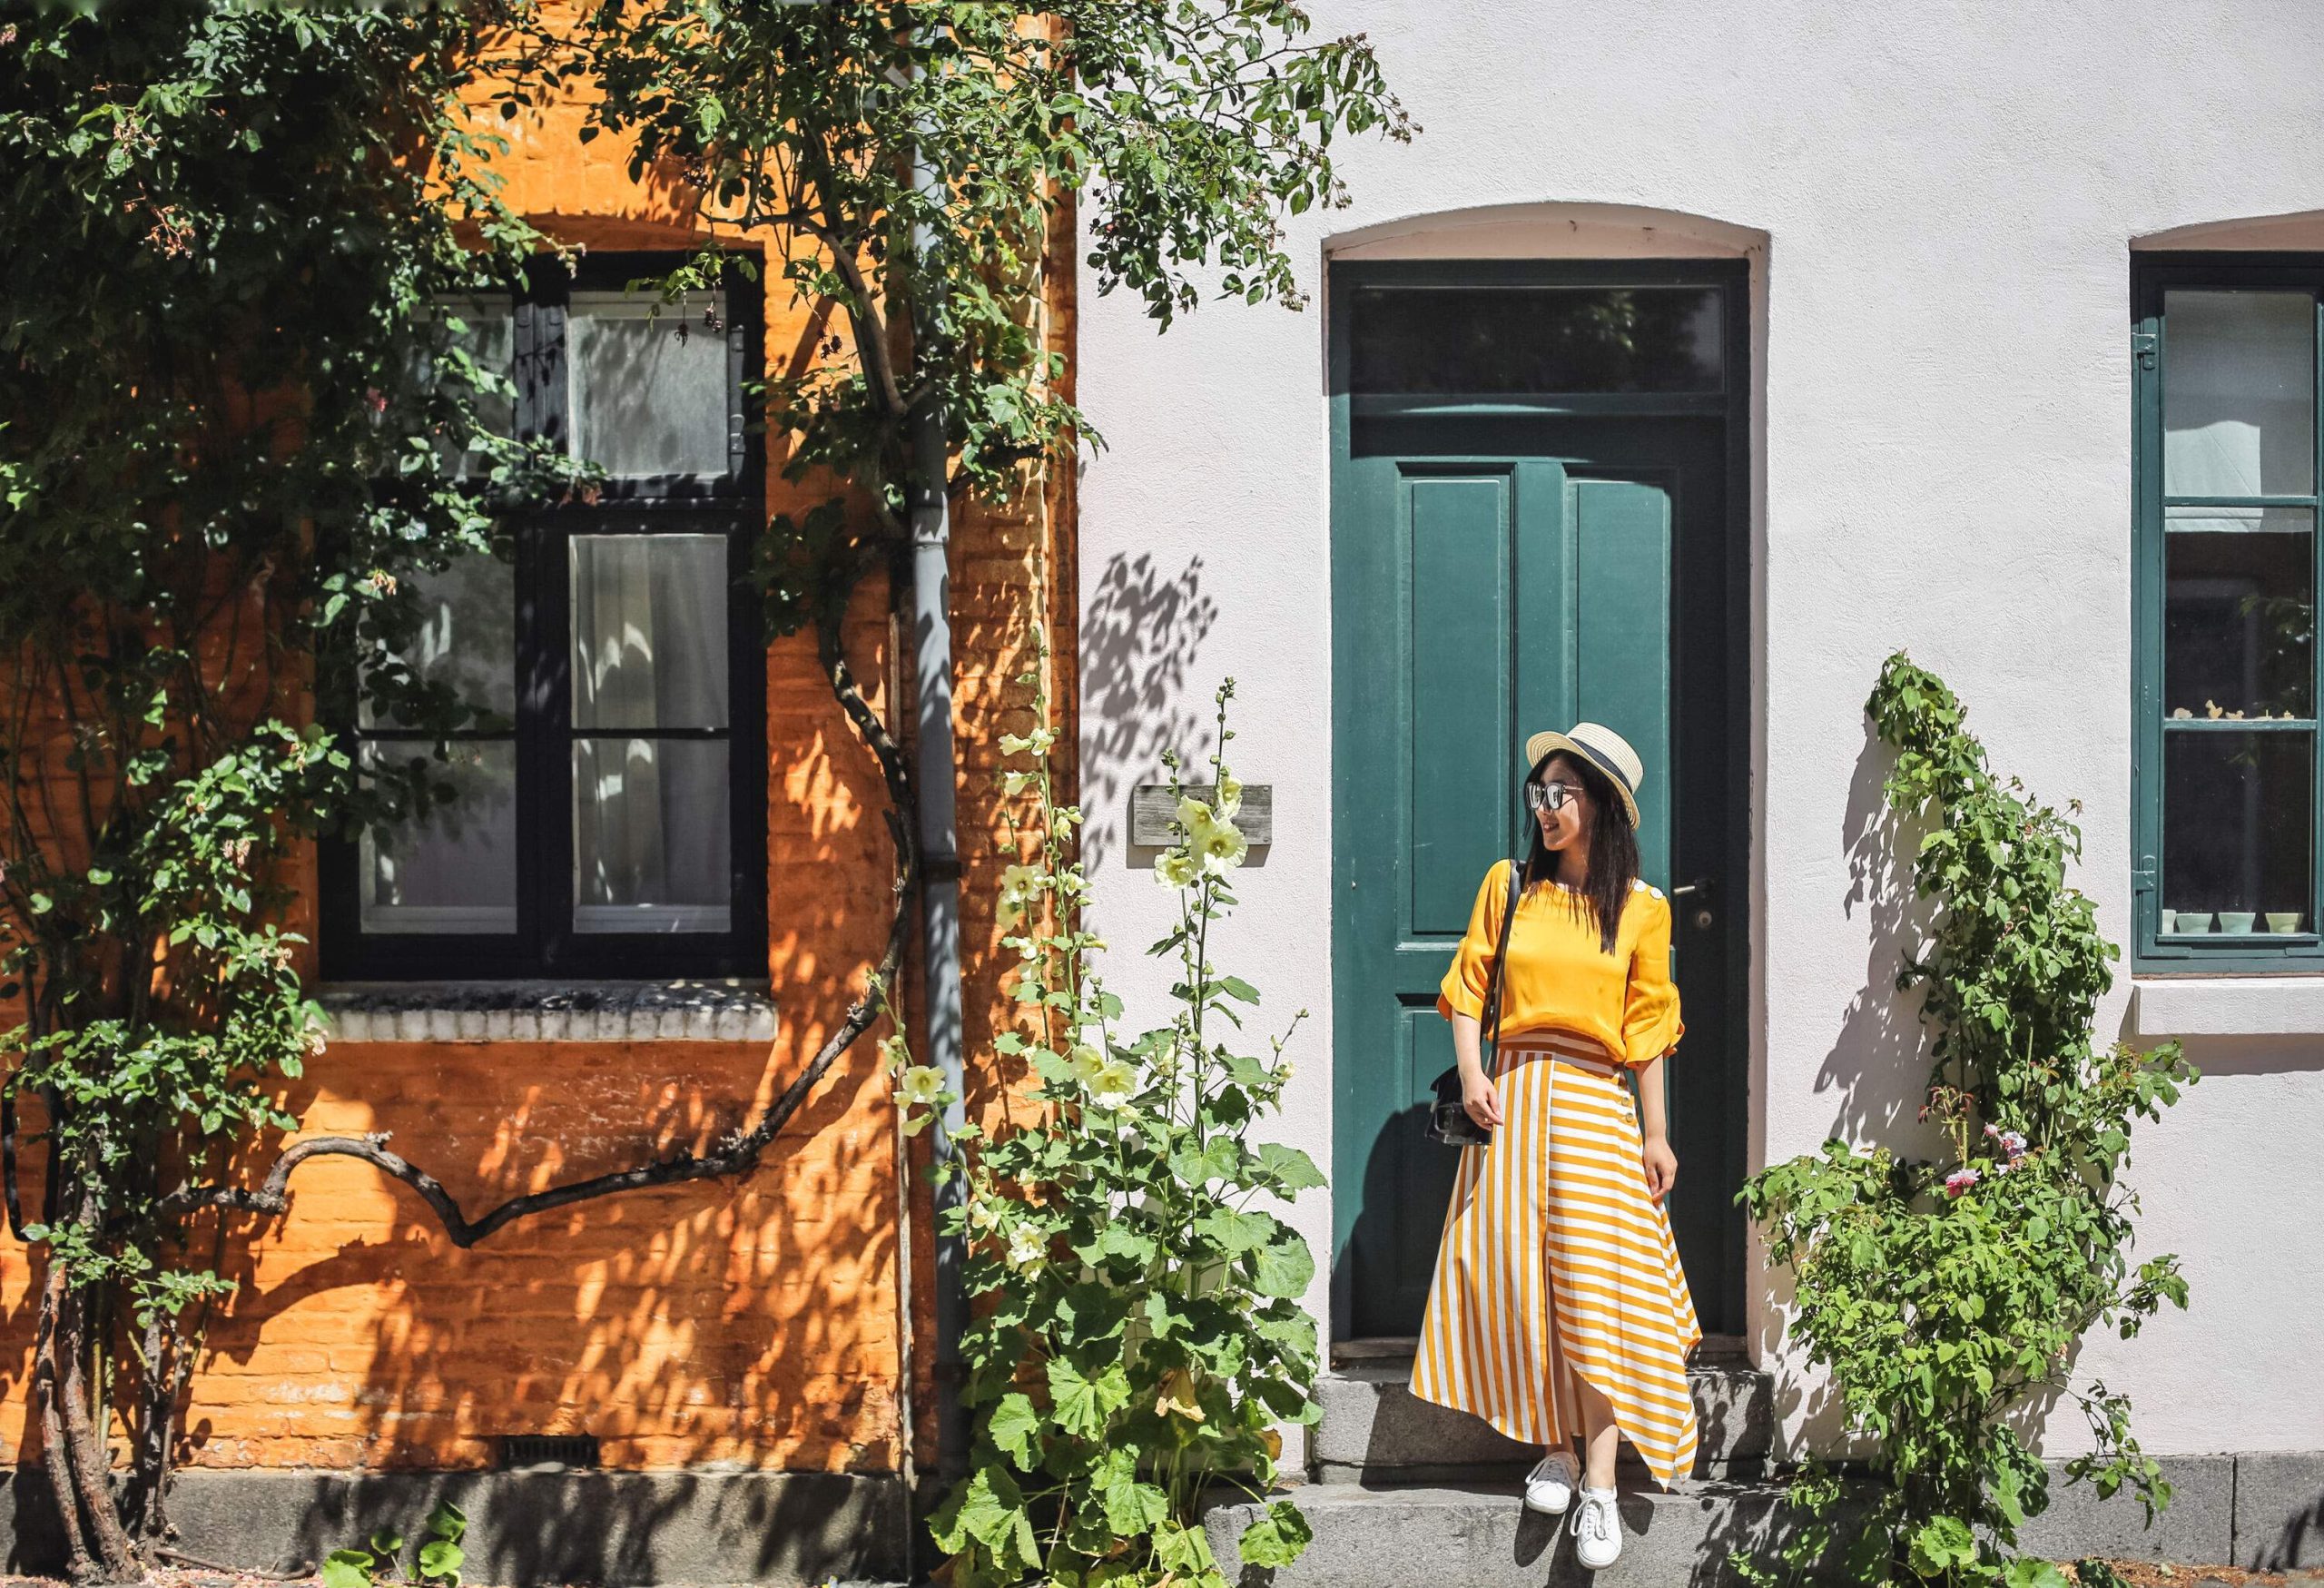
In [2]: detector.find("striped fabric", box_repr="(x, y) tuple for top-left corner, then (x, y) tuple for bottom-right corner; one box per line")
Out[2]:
(1409, 1031), (1702, 1487)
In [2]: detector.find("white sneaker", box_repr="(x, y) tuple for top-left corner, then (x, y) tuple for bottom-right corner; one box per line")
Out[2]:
(1522, 1448), (1579, 1514)
(1571, 1485), (1621, 1569)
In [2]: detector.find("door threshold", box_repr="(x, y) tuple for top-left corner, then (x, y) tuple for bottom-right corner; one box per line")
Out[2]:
(1330, 1336), (1418, 1366)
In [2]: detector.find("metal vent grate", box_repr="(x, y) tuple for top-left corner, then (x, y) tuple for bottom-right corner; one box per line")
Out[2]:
(498, 1434), (602, 1470)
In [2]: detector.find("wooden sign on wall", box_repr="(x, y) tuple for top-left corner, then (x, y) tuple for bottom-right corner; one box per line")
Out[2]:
(1128, 784), (1273, 848)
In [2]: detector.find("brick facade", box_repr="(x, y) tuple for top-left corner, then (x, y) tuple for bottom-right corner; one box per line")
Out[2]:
(0, 53), (1074, 1484)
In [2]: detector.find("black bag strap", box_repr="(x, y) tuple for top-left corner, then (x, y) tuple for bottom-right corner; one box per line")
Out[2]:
(1478, 859), (1523, 1057)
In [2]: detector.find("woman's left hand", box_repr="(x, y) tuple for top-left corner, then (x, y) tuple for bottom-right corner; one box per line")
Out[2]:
(1641, 1133), (1678, 1201)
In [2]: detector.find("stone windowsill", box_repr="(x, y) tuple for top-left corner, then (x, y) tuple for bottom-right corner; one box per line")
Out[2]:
(319, 980), (777, 1044)
(2131, 974), (2324, 1038)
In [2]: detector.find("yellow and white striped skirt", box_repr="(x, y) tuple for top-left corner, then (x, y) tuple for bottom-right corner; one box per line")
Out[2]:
(1409, 1031), (1702, 1487)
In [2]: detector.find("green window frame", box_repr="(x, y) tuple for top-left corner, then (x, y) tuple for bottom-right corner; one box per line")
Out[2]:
(2133, 253), (2324, 971)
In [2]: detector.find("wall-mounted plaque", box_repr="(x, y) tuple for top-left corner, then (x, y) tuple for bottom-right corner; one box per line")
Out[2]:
(1128, 784), (1273, 848)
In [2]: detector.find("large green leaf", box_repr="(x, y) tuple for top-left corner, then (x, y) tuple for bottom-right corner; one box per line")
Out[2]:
(1048, 1357), (1131, 1439)
(988, 1391), (1042, 1470)
(1236, 1499), (1313, 1568)
(1251, 1229), (1315, 1298)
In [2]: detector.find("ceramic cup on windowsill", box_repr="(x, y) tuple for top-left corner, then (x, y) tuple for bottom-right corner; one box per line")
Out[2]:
(2218, 911), (2258, 934)
(2169, 910), (2215, 934)
(2268, 911), (2304, 934)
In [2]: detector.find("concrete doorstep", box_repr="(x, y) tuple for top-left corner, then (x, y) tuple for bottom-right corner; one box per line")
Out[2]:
(1198, 1452), (2324, 1587)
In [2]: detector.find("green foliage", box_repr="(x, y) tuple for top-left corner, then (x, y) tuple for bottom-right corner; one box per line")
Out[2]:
(1733, 656), (2195, 1588)
(895, 647), (1317, 1588)
(572, 0), (1411, 631)
(324, 1500), (468, 1588)
(0, 4), (575, 1566)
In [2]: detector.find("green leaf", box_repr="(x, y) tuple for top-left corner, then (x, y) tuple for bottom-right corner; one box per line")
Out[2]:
(1196, 1208), (1275, 1256)
(1251, 1229), (1316, 1298)
(987, 1391), (1041, 1470)
(1216, 974), (1260, 1005)
(1047, 1357), (1131, 1438)
(1098, 1471), (1170, 1536)
(321, 1551), (375, 1588)
(1255, 1140), (1326, 1190)
(2003, 1562), (2072, 1588)
(417, 1539), (464, 1583)
(1236, 1499), (1314, 1568)
(1907, 1514), (1977, 1575)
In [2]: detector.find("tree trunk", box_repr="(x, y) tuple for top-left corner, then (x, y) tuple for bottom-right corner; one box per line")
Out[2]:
(33, 1261), (94, 1583)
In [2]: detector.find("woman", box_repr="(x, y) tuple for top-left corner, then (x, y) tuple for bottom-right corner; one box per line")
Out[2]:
(1408, 722), (1701, 1572)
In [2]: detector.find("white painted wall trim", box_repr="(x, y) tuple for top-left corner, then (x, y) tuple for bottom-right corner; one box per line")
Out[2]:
(2132, 975), (2324, 1038)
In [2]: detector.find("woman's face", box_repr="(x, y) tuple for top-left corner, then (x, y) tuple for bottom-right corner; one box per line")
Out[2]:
(1532, 755), (1596, 853)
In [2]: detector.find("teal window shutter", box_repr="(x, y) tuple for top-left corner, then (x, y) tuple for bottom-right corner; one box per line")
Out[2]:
(2133, 256), (2324, 971)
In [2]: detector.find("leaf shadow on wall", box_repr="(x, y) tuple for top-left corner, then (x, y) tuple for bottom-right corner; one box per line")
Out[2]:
(1078, 553), (1218, 873)
(1821, 721), (1945, 1153)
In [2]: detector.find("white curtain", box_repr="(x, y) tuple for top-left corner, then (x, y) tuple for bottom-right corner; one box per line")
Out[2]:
(2164, 289), (2315, 523)
(570, 534), (731, 932)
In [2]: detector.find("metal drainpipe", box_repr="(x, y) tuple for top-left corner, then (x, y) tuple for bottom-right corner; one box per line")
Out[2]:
(909, 139), (971, 1488)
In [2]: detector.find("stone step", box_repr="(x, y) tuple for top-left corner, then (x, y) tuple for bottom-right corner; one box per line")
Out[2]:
(1203, 1479), (1812, 1588)
(1311, 1347), (1774, 1485)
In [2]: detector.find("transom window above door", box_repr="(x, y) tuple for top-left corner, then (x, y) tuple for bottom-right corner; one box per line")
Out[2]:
(2134, 256), (2324, 969)
(320, 254), (766, 981)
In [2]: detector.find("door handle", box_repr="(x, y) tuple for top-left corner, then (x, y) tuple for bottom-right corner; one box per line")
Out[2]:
(1669, 877), (1715, 932)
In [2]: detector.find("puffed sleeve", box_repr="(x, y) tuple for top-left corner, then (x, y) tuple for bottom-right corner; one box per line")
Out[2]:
(1436, 861), (1511, 1022)
(1622, 891), (1684, 1063)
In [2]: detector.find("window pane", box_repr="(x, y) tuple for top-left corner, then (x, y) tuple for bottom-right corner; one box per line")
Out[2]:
(1350, 286), (1723, 394)
(2162, 729), (2313, 932)
(2163, 289), (2314, 498)
(573, 738), (732, 932)
(571, 534), (730, 729)
(425, 298), (515, 475)
(359, 552), (517, 729)
(2164, 508), (2313, 721)
(568, 295), (732, 476)
(359, 740), (518, 934)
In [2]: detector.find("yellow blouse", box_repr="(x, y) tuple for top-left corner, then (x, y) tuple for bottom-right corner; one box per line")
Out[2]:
(1436, 860), (1684, 1066)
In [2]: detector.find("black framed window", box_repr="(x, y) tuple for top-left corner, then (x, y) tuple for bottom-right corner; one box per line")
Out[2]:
(2133, 254), (2324, 971)
(323, 254), (767, 981)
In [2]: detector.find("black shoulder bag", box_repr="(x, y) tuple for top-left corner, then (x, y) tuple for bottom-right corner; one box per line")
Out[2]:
(1425, 861), (1523, 1149)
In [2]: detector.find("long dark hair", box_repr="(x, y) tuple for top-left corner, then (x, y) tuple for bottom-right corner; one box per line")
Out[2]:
(1521, 751), (1639, 953)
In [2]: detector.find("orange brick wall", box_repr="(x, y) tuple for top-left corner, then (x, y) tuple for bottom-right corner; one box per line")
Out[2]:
(0, 44), (1073, 1478)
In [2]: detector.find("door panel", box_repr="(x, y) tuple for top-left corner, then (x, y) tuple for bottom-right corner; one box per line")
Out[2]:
(1333, 412), (1741, 1342)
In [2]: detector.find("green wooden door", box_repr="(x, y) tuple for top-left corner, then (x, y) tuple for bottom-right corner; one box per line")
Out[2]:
(1328, 261), (1749, 1343)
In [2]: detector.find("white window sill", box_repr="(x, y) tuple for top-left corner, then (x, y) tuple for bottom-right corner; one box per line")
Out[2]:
(2132, 975), (2324, 1037)
(319, 980), (776, 1044)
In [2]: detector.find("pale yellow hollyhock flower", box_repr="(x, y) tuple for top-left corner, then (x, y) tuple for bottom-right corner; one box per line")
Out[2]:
(1155, 1367), (1206, 1423)
(1088, 1057), (1138, 1110)
(1153, 849), (1199, 890)
(1068, 1043), (1107, 1083)
(1176, 794), (1212, 835)
(899, 1065), (948, 1108)
(1215, 773), (1243, 820)
(1192, 810), (1248, 876)
(1005, 1225), (1047, 1269)
(996, 862), (1043, 922)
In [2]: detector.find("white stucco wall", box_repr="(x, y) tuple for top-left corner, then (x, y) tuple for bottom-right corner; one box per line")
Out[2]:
(1076, 0), (2324, 1458)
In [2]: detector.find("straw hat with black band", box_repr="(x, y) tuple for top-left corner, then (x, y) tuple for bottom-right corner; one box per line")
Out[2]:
(1524, 721), (1644, 831)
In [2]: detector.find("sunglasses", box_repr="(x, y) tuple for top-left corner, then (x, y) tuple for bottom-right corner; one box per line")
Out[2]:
(1524, 779), (1581, 814)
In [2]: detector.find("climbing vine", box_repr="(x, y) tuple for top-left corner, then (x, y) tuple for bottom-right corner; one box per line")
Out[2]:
(1737, 655), (2196, 1588)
